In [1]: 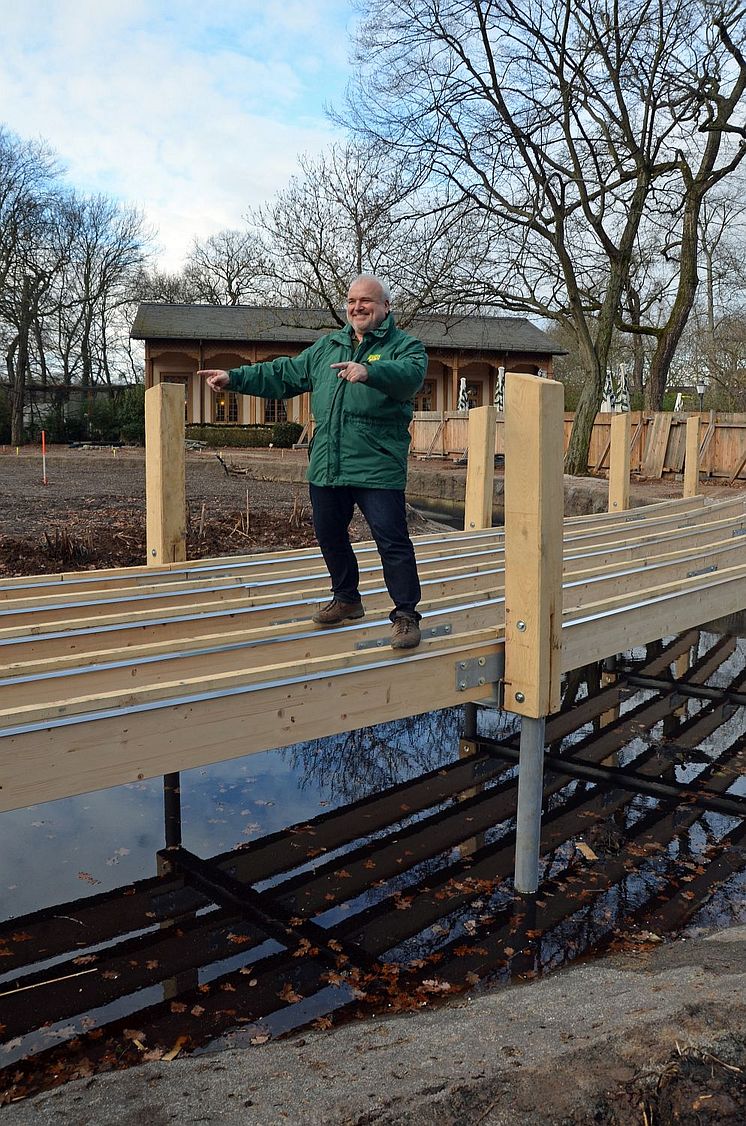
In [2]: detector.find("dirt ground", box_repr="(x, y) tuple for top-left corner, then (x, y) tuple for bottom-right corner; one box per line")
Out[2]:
(0, 446), (358, 576)
(0, 443), (734, 578)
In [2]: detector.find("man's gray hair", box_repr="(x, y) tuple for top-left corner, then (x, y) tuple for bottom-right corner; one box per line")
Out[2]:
(350, 274), (391, 303)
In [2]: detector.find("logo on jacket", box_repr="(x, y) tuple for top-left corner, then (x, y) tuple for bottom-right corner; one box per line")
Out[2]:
(367, 354), (381, 362)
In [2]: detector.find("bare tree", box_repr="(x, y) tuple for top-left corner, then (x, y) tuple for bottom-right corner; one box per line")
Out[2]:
(341, 0), (746, 472)
(251, 141), (489, 323)
(183, 228), (267, 306)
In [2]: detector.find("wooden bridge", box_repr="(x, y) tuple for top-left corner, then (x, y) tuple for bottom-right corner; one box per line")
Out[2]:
(2, 375), (746, 892)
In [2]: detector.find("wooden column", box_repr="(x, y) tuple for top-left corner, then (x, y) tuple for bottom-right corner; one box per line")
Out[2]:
(683, 414), (701, 498)
(145, 383), (186, 567)
(504, 372), (564, 894)
(608, 411), (631, 513)
(464, 404), (497, 531)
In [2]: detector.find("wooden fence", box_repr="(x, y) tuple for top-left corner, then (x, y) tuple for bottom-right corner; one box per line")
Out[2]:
(410, 410), (746, 481)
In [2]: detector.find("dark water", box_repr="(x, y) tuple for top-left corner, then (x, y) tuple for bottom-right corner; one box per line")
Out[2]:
(1, 631), (745, 1098)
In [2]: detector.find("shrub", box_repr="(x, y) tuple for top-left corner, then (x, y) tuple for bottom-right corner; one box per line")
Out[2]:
(185, 424), (274, 448)
(0, 389), (12, 442)
(118, 385), (146, 444)
(271, 420), (304, 448)
(87, 396), (120, 442)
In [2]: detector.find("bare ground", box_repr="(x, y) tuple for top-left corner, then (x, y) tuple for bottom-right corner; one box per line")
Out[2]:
(0, 446), (441, 577)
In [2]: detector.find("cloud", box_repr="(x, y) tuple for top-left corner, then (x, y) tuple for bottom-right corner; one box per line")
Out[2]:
(0, 0), (353, 268)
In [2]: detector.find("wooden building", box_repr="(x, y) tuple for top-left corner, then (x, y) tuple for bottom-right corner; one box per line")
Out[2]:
(130, 304), (564, 427)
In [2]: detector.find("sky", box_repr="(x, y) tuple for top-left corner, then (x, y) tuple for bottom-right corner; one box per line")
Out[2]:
(0, 0), (356, 270)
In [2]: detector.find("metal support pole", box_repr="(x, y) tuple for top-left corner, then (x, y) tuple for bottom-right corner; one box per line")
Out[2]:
(462, 701), (478, 740)
(514, 715), (547, 894)
(163, 771), (182, 850)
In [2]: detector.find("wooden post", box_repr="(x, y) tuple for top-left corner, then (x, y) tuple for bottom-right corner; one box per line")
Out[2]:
(504, 372), (564, 894)
(464, 404), (497, 531)
(683, 414), (701, 498)
(145, 383), (186, 567)
(608, 411), (631, 513)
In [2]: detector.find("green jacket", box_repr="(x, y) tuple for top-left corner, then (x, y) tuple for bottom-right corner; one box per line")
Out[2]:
(227, 314), (427, 489)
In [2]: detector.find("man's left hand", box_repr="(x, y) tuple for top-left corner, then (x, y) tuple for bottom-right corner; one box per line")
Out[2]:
(331, 362), (368, 383)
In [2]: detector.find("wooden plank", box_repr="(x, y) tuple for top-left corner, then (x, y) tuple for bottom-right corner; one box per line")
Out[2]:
(0, 637), (503, 813)
(640, 412), (673, 478)
(145, 383), (186, 566)
(608, 412), (631, 513)
(463, 405), (496, 531)
(504, 372), (564, 718)
(684, 415), (701, 497)
(561, 567), (746, 671)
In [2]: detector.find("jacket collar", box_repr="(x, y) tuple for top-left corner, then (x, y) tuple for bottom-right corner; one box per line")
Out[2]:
(329, 312), (396, 346)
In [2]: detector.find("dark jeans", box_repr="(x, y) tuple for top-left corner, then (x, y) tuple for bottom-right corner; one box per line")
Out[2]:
(309, 484), (421, 620)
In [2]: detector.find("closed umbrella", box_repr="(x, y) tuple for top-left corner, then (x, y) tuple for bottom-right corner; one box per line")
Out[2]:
(493, 366), (505, 412)
(617, 364), (631, 413)
(601, 368), (616, 413)
(457, 376), (469, 411)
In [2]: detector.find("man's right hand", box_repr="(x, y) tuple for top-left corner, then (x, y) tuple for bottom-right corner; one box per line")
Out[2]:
(197, 369), (230, 391)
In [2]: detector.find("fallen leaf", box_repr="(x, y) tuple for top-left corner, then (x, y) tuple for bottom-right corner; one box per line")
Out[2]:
(279, 982), (303, 1004)
(163, 1035), (189, 1062)
(250, 1034), (270, 1045)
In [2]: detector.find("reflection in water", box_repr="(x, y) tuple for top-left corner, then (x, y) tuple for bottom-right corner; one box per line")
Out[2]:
(1, 632), (746, 1103)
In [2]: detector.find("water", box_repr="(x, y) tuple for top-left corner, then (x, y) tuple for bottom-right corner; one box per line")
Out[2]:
(1, 633), (745, 1101)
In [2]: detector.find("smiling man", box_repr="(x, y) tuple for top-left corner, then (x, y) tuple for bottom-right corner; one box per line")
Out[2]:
(198, 275), (427, 649)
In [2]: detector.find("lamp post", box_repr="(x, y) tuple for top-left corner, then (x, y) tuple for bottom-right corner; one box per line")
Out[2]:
(696, 380), (706, 413)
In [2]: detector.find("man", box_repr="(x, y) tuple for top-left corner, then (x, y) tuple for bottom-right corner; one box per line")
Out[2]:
(197, 275), (426, 649)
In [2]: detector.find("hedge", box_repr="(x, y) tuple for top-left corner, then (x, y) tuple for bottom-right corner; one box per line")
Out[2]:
(185, 421), (303, 449)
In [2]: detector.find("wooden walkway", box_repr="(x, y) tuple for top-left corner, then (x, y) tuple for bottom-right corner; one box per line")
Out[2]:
(2, 489), (746, 813)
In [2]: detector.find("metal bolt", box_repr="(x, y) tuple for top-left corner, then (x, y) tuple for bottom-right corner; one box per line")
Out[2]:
(478, 657), (485, 666)
(459, 661), (467, 670)
(151, 549), (157, 557)
(445, 625), (451, 633)
(478, 677), (485, 686)
(515, 691), (525, 703)
(516, 620), (526, 632)
(458, 681), (467, 691)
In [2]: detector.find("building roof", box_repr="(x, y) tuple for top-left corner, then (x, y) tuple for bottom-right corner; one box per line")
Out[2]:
(131, 304), (565, 356)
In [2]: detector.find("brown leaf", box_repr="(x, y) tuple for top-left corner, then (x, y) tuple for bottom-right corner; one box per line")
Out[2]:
(363, 859), (377, 870)
(279, 982), (303, 1004)
(312, 1016), (333, 1030)
(191, 1005), (205, 1017)
(250, 1034), (271, 1045)
(170, 1001), (187, 1014)
(421, 978), (451, 994)
(227, 933), (251, 944)
(163, 1035), (189, 1062)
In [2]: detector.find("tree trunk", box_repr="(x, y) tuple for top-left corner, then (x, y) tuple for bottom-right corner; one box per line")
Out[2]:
(10, 277), (31, 446)
(645, 195), (701, 408)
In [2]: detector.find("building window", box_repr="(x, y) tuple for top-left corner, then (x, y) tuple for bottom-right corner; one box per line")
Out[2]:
(161, 375), (189, 421)
(414, 380), (436, 412)
(215, 392), (239, 423)
(264, 399), (288, 424)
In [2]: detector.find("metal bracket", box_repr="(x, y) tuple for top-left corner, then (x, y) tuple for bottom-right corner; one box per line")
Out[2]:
(355, 622), (453, 650)
(732, 527), (746, 538)
(454, 651), (504, 701)
(686, 564), (717, 578)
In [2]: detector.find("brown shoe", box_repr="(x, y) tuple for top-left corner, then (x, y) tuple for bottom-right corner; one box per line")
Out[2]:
(312, 598), (365, 626)
(390, 612), (421, 650)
